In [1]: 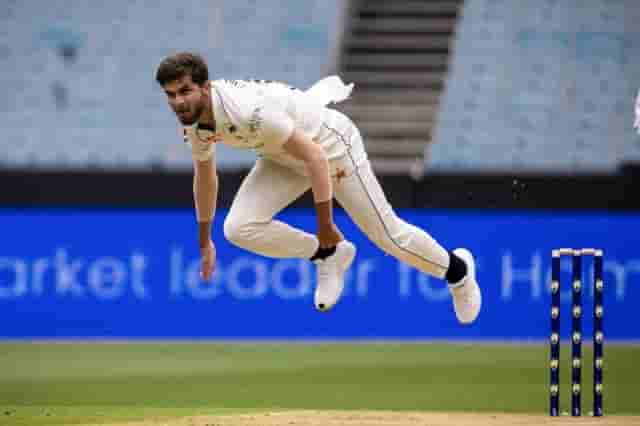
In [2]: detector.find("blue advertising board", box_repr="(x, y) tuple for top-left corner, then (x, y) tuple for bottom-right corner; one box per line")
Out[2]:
(1, 209), (638, 340)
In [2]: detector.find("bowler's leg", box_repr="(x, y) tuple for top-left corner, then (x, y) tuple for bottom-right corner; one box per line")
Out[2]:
(223, 158), (317, 258)
(333, 160), (450, 278)
(224, 158), (354, 312)
(334, 160), (482, 323)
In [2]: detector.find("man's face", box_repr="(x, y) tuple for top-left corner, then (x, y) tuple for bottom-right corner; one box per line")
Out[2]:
(162, 75), (208, 126)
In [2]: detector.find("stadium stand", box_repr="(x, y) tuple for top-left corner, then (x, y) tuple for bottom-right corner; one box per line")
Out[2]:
(430, 0), (640, 172)
(337, 0), (462, 174)
(0, 0), (346, 171)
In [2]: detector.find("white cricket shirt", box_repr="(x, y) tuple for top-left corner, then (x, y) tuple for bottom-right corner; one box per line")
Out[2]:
(185, 77), (366, 175)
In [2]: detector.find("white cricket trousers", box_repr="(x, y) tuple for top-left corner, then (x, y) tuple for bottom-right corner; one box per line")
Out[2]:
(223, 127), (450, 279)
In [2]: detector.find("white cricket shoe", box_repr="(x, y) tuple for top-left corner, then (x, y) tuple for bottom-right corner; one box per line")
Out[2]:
(448, 248), (482, 324)
(313, 240), (356, 312)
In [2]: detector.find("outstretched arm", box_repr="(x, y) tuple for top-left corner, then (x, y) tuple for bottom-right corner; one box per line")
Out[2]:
(283, 128), (343, 249)
(193, 156), (218, 280)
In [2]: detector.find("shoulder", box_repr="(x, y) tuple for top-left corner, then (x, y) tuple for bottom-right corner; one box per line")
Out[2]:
(214, 78), (296, 94)
(213, 79), (267, 125)
(213, 78), (254, 92)
(212, 78), (260, 105)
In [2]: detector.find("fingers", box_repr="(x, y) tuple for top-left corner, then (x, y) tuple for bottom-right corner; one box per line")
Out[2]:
(320, 240), (339, 249)
(199, 242), (216, 281)
(200, 262), (211, 281)
(319, 234), (342, 249)
(200, 255), (216, 281)
(320, 226), (344, 249)
(318, 237), (332, 249)
(201, 262), (214, 280)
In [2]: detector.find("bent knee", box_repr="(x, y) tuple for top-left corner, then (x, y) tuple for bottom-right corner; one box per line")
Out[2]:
(224, 215), (270, 248)
(223, 216), (248, 246)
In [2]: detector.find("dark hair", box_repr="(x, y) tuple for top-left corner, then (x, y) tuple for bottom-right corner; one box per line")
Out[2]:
(155, 52), (209, 86)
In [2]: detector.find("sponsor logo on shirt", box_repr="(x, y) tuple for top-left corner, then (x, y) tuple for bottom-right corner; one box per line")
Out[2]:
(248, 107), (263, 134)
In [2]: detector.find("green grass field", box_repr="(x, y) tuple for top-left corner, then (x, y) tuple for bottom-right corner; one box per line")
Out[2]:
(0, 342), (638, 425)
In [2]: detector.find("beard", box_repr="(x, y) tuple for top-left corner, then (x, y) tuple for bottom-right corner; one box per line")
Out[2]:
(176, 100), (205, 126)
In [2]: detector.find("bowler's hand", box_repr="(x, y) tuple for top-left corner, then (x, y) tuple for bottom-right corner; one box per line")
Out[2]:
(200, 239), (216, 281)
(317, 221), (343, 249)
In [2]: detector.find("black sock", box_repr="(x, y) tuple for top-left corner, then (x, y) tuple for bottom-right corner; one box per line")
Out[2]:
(445, 252), (467, 284)
(310, 246), (337, 261)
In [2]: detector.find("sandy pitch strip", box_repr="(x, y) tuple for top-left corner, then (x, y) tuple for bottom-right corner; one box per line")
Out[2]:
(90, 410), (640, 426)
